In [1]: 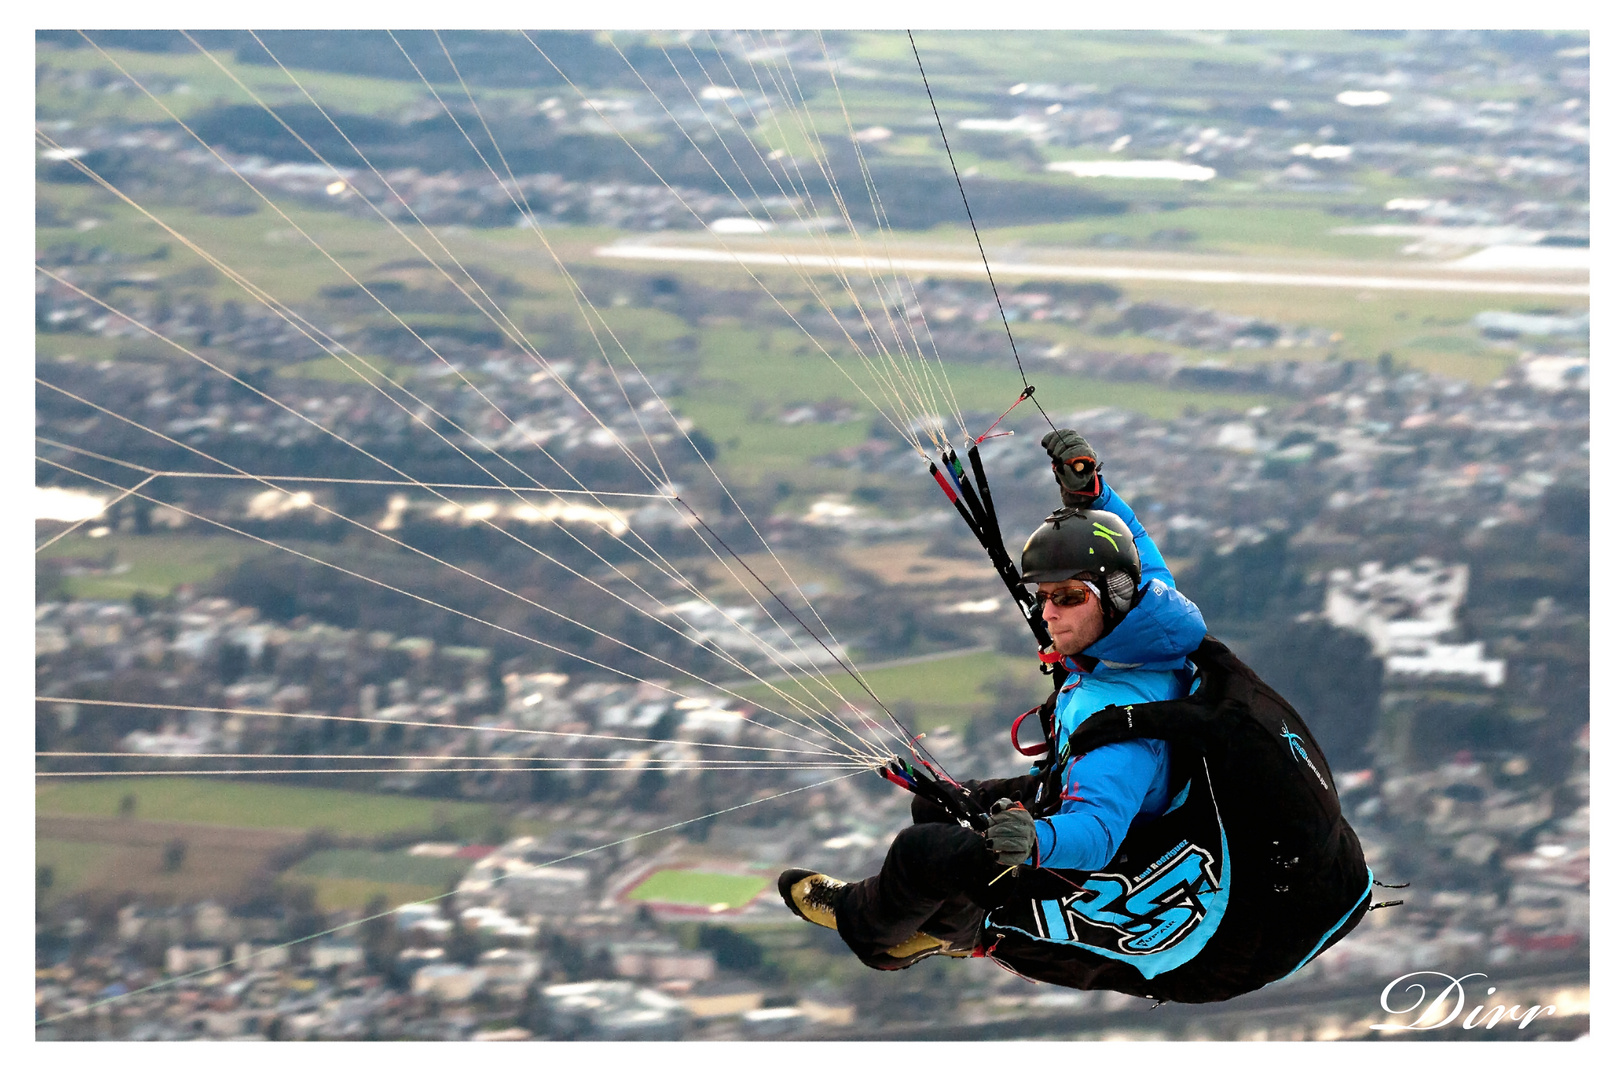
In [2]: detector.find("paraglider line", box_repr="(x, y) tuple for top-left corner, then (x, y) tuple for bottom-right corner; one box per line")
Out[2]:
(674, 496), (950, 780)
(973, 385), (1036, 445)
(908, 30), (1055, 433)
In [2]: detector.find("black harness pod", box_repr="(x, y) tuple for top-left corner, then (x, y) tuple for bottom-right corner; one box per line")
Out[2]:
(980, 636), (1372, 1004)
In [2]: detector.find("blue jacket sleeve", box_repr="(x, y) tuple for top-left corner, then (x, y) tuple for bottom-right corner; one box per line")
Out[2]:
(1032, 739), (1170, 870)
(1086, 479), (1207, 667)
(1093, 478), (1172, 589)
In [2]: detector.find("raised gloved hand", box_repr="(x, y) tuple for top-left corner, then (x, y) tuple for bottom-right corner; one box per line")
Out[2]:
(1040, 429), (1102, 508)
(984, 798), (1037, 867)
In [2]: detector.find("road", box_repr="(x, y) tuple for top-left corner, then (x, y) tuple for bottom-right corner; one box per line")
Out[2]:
(597, 243), (1588, 298)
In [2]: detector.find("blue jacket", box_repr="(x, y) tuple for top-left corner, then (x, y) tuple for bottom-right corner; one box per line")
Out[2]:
(1030, 659), (1193, 869)
(1028, 478), (1204, 871)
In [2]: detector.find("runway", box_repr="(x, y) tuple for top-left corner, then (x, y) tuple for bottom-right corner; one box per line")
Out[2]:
(596, 243), (1588, 298)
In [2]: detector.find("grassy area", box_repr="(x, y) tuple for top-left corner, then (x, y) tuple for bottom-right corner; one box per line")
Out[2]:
(976, 205), (1412, 261)
(34, 332), (127, 363)
(35, 778), (497, 839)
(662, 319), (1284, 485)
(740, 648), (1049, 733)
(292, 878), (455, 912)
(38, 533), (283, 602)
(277, 355), (406, 384)
(627, 868), (770, 909)
(35, 838), (117, 904)
(855, 30), (1266, 93)
(281, 849), (469, 909)
(286, 848), (471, 886)
(37, 41), (452, 124)
(1084, 277), (1529, 384)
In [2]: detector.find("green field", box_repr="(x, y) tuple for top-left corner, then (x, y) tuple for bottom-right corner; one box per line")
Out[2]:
(975, 205), (1412, 261)
(35, 838), (117, 904)
(627, 868), (771, 909)
(281, 849), (471, 911)
(286, 848), (470, 886)
(37, 533), (268, 600)
(35, 778), (496, 838)
(36, 41), (466, 125)
(293, 878), (456, 912)
(740, 647), (1049, 734)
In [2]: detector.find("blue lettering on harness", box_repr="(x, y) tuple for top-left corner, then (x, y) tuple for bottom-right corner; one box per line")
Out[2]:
(1064, 841), (1221, 954)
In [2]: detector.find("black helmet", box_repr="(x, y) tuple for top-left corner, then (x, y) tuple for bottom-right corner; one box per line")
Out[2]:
(1020, 507), (1142, 619)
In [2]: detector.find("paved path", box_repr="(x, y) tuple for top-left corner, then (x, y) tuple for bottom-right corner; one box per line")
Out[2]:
(598, 243), (1588, 297)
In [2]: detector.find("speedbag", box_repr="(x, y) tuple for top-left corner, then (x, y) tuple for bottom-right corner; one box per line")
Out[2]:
(979, 635), (1372, 1004)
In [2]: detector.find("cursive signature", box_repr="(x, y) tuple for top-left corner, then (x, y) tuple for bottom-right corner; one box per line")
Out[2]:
(1371, 970), (1557, 1032)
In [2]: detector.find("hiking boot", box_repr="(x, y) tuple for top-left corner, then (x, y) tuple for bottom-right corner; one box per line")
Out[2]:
(778, 868), (848, 931)
(860, 931), (975, 971)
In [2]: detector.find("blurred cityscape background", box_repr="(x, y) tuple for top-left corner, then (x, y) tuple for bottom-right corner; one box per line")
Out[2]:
(35, 29), (1587, 1041)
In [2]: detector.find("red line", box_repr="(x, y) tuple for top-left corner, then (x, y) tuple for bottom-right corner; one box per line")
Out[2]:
(973, 388), (1032, 444)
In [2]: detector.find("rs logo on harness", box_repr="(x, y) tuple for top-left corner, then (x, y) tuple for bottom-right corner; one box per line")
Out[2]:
(1039, 840), (1221, 954)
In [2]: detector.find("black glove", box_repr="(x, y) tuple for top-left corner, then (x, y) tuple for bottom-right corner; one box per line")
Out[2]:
(1040, 429), (1102, 508)
(984, 798), (1037, 868)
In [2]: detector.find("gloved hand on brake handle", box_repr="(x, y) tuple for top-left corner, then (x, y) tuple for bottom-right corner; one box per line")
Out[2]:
(1040, 429), (1101, 508)
(984, 798), (1037, 868)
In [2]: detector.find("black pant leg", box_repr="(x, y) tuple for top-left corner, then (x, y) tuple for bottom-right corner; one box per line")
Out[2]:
(834, 822), (1002, 956)
(916, 896), (986, 949)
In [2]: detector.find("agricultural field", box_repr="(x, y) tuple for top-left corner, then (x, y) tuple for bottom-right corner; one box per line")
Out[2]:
(35, 780), (501, 911)
(39, 533), (275, 600)
(282, 849), (473, 911)
(35, 777), (497, 837)
(36, 816), (303, 905)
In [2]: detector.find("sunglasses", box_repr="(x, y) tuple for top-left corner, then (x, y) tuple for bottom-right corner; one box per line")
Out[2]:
(1037, 586), (1095, 609)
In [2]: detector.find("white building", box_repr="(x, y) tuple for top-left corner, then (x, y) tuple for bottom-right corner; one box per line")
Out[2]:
(1385, 641), (1505, 688)
(231, 942), (290, 971)
(165, 944), (225, 975)
(543, 981), (687, 1039)
(1521, 355), (1589, 393)
(609, 940), (717, 981)
(308, 940), (365, 970)
(478, 948), (543, 998)
(412, 963), (488, 1002)
(1323, 560), (1504, 687)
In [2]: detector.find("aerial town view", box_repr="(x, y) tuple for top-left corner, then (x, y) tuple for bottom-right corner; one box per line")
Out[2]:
(35, 28), (1587, 1044)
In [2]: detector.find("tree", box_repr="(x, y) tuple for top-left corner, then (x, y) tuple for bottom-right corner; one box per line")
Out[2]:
(1541, 482), (1588, 538)
(360, 893), (400, 976)
(1180, 532), (1295, 624)
(697, 924), (763, 972)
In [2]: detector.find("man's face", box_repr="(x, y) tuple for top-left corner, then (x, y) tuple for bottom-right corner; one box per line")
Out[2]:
(1037, 578), (1107, 657)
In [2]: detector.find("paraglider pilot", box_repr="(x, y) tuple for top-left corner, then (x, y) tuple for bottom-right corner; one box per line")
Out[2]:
(779, 430), (1208, 968)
